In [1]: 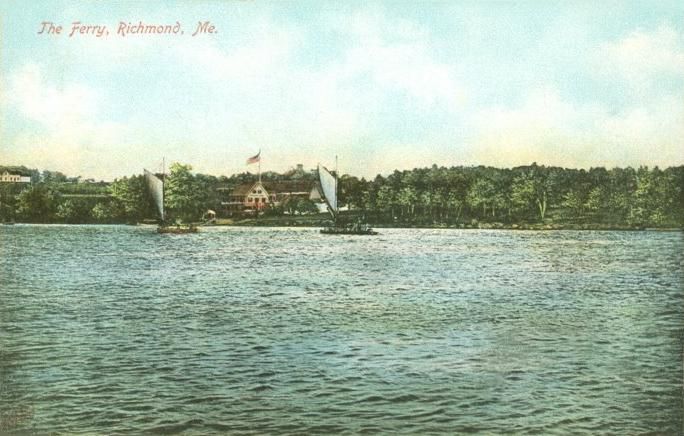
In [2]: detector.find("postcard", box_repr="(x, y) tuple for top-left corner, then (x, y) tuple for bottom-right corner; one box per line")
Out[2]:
(1, 1), (682, 434)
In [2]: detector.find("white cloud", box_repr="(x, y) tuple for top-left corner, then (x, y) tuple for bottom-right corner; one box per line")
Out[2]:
(322, 6), (428, 47)
(464, 24), (682, 169)
(175, 7), (465, 120)
(472, 88), (580, 133)
(596, 95), (684, 164)
(176, 20), (298, 84)
(467, 87), (684, 169)
(2, 64), (137, 179)
(164, 8), (466, 177)
(450, 24), (684, 172)
(6, 6), (682, 180)
(338, 41), (464, 108)
(327, 8), (465, 109)
(596, 24), (684, 93)
(7, 64), (99, 129)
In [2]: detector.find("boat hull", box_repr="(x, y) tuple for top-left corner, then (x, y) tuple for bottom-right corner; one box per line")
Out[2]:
(157, 225), (198, 234)
(320, 227), (378, 235)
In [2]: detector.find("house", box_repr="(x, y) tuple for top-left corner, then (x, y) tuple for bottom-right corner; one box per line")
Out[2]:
(0, 171), (31, 183)
(221, 181), (270, 213)
(266, 180), (322, 205)
(220, 180), (321, 214)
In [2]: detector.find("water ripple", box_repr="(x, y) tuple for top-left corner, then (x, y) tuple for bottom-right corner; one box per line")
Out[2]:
(0, 225), (682, 434)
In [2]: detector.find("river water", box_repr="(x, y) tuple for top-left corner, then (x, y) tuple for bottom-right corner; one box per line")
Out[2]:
(1, 225), (682, 434)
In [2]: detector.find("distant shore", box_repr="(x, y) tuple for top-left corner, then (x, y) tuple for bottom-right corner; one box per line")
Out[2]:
(207, 217), (681, 231)
(4, 164), (683, 231)
(3, 220), (681, 231)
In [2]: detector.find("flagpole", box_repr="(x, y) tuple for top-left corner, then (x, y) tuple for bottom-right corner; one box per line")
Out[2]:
(161, 157), (165, 223)
(257, 151), (261, 218)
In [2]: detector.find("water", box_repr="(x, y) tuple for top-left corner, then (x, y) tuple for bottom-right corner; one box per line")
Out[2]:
(1, 225), (682, 434)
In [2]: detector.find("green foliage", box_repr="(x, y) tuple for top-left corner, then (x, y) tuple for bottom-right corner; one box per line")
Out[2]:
(41, 170), (68, 184)
(110, 175), (151, 223)
(279, 196), (319, 216)
(55, 197), (103, 223)
(56, 200), (78, 223)
(16, 185), (57, 222)
(338, 175), (368, 210)
(2, 163), (683, 228)
(376, 185), (396, 218)
(164, 163), (207, 223)
(347, 164), (683, 227)
(52, 182), (109, 196)
(0, 183), (25, 221)
(88, 200), (124, 223)
(467, 178), (496, 217)
(510, 165), (557, 221)
(561, 190), (586, 218)
(293, 198), (318, 215)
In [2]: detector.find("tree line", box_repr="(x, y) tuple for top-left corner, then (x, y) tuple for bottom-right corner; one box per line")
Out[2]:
(0, 164), (217, 224)
(0, 163), (682, 228)
(338, 164), (684, 227)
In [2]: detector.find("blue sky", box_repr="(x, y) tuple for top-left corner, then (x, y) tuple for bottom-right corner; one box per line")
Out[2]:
(1, 1), (683, 180)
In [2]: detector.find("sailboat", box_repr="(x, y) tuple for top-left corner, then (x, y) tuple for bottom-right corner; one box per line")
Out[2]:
(144, 169), (198, 234)
(318, 163), (377, 235)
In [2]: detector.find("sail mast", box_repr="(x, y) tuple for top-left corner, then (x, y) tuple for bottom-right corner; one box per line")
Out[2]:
(161, 157), (165, 222)
(144, 168), (165, 223)
(317, 164), (337, 220)
(335, 155), (338, 216)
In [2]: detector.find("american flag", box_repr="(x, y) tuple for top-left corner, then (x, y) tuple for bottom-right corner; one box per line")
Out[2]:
(246, 151), (261, 165)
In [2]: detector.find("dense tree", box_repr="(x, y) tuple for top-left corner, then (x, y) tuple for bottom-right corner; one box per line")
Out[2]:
(16, 185), (57, 222)
(110, 175), (150, 223)
(467, 178), (497, 218)
(562, 190), (586, 219)
(55, 197), (99, 223)
(91, 202), (117, 223)
(293, 198), (318, 215)
(164, 163), (207, 223)
(2, 163), (683, 227)
(41, 170), (68, 184)
(510, 165), (561, 221)
(56, 200), (78, 223)
(397, 186), (417, 219)
(376, 185), (396, 219)
(0, 183), (24, 221)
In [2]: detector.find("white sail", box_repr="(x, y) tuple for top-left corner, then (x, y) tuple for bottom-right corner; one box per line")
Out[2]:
(318, 164), (337, 216)
(144, 169), (165, 222)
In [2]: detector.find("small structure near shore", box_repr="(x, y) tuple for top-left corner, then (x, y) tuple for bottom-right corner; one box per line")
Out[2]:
(220, 180), (321, 215)
(0, 171), (31, 183)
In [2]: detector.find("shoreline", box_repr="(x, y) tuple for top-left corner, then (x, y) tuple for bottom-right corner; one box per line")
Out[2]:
(205, 219), (683, 232)
(211, 217), (682, 231)
(221, 223), (682, 232)
(3, 220), (682, 232)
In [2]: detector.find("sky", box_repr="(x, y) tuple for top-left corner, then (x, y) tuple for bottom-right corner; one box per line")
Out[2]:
(1, 0), (683, 180)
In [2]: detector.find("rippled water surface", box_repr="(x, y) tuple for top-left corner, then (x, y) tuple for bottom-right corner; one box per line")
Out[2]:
(1, 225), (682, 434)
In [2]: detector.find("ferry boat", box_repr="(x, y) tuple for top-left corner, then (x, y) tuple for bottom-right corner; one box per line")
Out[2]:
(144, 168), (198, 234)
(318, 161), (377, 236)
(320, 221), (378, 235)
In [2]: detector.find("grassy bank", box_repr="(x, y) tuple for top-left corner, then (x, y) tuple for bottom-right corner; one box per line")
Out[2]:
(209, 216), (681, 231)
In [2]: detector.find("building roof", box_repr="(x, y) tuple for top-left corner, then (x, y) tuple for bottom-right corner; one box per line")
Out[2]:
(230, 182), (259, 196)
(263, 180), (316, 194)
(0, 167), (33, 177)
(229, 180), (317, 197)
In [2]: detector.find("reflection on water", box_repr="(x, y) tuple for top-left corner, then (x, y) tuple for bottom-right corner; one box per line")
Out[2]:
(1, 225), (682, 434)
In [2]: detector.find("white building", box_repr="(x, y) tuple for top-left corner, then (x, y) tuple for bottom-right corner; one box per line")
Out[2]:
(0, 171), (31, 183)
